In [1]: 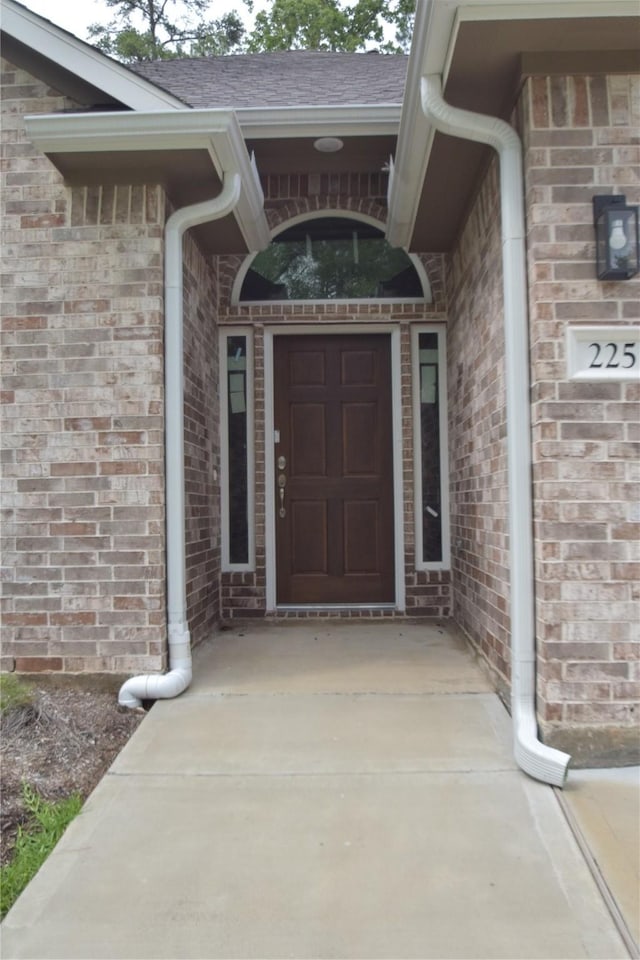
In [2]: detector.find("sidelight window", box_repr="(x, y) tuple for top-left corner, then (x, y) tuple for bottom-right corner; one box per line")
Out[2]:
(412, 327), (450, 569)
(220, 330), (254, 569)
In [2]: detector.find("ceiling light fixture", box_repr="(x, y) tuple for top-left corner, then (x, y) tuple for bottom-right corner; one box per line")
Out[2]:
(313, 137), (344, 153)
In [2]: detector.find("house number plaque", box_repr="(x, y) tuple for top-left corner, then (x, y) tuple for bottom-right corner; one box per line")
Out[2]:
(566, 325), (640, 381)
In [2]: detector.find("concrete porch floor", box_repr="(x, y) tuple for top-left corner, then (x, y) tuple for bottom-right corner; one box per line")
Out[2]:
(1, 621), (637, 959)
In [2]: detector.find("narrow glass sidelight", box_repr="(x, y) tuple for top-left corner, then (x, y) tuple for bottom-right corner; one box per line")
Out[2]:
(225, 335), (249, 565)
(413, 327), (449, 569)
(419, 332), (442, 563)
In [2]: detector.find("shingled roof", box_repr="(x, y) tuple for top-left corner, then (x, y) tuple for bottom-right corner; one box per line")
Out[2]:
(130, 51), (408, 109)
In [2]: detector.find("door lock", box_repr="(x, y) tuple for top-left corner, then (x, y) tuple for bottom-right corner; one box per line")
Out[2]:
(277, 455), (286, 470)
(277, 472), (286, 518)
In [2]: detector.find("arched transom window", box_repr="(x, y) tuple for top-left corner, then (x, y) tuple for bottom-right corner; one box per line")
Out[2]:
(239, 216), (427, 302)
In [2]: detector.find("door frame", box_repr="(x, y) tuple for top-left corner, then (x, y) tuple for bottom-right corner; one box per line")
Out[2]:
(264, 324), (405, 612)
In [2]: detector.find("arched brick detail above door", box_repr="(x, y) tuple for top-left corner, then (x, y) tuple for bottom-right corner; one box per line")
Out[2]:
(217, 196), (447, 314)
(264, 195), (389, 233)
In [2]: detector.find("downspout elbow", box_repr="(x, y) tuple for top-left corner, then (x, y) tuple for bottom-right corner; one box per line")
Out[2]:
(118, 665), (192, 710)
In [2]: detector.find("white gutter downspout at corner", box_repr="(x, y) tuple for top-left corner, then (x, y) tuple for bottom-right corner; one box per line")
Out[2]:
(118, 173), (242, 709)
(421, 75), (571, 788)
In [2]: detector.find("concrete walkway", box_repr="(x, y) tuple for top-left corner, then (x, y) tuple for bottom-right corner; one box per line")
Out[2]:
(1, 622), (636, 959)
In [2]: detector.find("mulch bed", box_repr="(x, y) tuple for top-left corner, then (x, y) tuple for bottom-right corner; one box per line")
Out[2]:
(1, 686), (144, 866)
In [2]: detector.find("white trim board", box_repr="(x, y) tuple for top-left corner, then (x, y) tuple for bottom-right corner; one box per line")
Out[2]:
(1, 0), (185, 111)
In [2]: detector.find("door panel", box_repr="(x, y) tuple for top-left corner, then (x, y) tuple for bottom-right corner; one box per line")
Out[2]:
(274, 333), (394, 604)
(344, 501), (379, 573)
(292, 501), (327, 573)
(291, 404), (326, 476)
(343, 403), (378, 475)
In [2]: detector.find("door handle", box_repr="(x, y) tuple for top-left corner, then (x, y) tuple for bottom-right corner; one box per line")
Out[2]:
(278, 472), (286, 518)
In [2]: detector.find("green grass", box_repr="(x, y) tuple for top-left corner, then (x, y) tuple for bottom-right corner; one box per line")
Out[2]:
(0, 783), (82, 918)
(0, 674), (34, 715)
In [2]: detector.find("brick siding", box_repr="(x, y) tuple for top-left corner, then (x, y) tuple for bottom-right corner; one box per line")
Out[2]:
(521, 73), (640, 756)
(4, 51), (636, 758)
(1, 59), (167, 675)
(445, 158), (511, 688)
(444, 73), (639, 756)
(183, 233), (221, 644)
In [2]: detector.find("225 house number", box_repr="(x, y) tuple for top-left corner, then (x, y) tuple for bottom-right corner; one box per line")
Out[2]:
(588, 341), (637, 369)
(568, 327), (640, 380)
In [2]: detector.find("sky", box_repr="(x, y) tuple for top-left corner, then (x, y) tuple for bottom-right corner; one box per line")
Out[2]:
(18, 0), (264, 42)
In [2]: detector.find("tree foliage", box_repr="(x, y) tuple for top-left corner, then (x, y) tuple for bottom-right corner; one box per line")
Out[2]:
(246, 0), (415, 54)
(88, 0), (246, 62)
(87, 0), (415, 63)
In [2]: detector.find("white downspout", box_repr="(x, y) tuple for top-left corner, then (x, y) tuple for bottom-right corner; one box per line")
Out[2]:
(421, 75), (570, 787)
(119, 173), (242, 709)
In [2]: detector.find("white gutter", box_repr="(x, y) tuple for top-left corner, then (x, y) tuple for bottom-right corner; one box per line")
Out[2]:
(118, 173), (243, 709)
(234, 103), (401, 139)
(420, 74), (570, 787)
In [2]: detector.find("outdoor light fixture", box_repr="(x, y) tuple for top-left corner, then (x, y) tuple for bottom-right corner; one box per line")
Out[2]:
(313, 137), (344, 153)
(593, 194), (640, 280)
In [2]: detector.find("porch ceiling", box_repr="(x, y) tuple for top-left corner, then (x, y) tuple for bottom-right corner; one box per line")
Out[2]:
(246, 135), (397, 176)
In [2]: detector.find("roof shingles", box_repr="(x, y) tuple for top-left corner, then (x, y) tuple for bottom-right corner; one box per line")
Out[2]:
(130, 51), (407, 108)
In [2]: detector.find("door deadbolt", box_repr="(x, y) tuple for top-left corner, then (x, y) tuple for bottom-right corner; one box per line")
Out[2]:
(277, 455), (286, 470)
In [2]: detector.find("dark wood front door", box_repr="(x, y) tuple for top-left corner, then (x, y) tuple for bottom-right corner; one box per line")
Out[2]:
(274, 333), (395, 605)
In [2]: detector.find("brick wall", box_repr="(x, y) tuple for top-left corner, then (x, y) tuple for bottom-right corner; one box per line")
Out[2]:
(445, 158), (511, 689)
(1, 59), (167, 676)
(521, 74), (640, 759)
(183, 234), (221, 645)
(218, 191), (450, 619)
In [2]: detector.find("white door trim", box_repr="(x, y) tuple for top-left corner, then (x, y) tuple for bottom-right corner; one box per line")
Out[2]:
(264, 323), (406, 613)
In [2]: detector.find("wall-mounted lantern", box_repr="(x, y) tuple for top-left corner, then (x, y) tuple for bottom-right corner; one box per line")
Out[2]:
(593, 194), (639, 280)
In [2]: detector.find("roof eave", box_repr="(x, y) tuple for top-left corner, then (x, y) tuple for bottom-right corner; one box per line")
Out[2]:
(1, 0), (185, 111)
(386, 0), (453, 249)
(386, 0), (640, 252)
(24, 109), (270, 252)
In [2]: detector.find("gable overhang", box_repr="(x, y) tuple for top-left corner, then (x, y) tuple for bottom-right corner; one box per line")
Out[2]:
(387, 0), (640, 252)
(24, 109), (270, 254)
(1, 0), (186, 111)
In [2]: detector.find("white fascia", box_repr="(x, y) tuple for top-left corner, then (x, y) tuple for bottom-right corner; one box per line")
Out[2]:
(387, 0), (640, 250)
(453, 0), (639, 21)
(235, 104), (401, 139)
(24, 108), (270, 251)
(386, 0), (454, 248)
(1, 0), (184, 111)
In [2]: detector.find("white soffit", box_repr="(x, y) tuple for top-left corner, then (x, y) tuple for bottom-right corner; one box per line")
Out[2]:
(444, 0), (640, 83)
(1, 0), (185, 111)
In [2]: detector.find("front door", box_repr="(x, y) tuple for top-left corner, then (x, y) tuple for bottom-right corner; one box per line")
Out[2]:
(274, 333), (395, 605)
